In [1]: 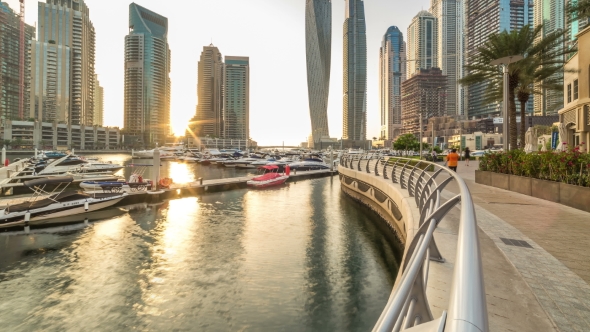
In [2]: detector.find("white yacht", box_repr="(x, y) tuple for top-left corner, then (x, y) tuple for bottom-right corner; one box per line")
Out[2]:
(39, 155), (123, 175)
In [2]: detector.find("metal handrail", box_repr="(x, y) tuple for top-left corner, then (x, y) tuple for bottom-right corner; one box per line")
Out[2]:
(341, 154), (488, 332)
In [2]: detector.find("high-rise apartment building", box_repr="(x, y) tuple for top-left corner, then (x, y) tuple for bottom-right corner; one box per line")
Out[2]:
(430, 0), (463, 116)
(465, 0), (534, 119)
(191, 45), (224, 138)
(407, 11), (438, 76)
(124, 3), (171, 145)
(31, 0), (96, 125)
(0, 2), (35, 121)
(534, 0), (565, 116)
(379, 26), (406, 140)
(343, 0), (367, 141)
(93, 74), (103, 126)
(565, 0), (590, 49)
(305, 0), (332, 147)
(401, 68), (448, 135)
(223, 56), (249, 140)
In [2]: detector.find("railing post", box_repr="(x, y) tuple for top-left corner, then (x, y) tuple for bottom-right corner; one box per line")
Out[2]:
(366, 155), (371, 173)
(374, 157), (381, 176)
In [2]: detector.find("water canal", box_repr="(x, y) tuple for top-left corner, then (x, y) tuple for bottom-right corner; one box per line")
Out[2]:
(0, 155), (403, 331)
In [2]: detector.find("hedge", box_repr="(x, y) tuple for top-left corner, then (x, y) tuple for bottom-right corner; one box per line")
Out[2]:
(478, 145), (590, 187)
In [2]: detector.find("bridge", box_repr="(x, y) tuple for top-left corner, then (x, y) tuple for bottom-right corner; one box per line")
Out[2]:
(339, 153), (590, 331)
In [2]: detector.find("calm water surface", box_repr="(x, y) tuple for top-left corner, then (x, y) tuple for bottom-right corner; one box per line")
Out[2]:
(1, 157), (403, 331)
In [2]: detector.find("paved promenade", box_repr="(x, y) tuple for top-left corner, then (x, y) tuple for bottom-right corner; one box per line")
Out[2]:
(438, 161), (590, 331)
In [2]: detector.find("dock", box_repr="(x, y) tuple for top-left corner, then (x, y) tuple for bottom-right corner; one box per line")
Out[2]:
(0, 168), (339, 233)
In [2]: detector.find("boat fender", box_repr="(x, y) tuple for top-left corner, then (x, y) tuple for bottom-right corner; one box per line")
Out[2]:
(24, 212), (30, 222)
(84, 201), (89, 211)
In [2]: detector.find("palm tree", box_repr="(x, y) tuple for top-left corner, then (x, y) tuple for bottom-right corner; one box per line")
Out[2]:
(460, 24), (574, 150)
(514, 27), (576, 145)
(567, 0), (590, 22)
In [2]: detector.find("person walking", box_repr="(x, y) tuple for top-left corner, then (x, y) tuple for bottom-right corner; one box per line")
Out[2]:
(464, 147), (471, 166)
(446, 148), (459, 172)
(431, 149), (438, 162)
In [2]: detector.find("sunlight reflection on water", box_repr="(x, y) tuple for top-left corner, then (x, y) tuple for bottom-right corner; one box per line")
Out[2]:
(0, 172), (402, 331)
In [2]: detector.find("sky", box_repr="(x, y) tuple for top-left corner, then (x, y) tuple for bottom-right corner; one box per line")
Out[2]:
(8, 0), (431, 146)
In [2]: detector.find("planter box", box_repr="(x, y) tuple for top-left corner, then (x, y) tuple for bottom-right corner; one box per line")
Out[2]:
(531, 178), (560, 203)
(560, 183), (590, 213)
(475, 170), (492, 186)
(509, 175), (532, 196)
(476, 172), (590, 213)
(491, 173), (510, 190)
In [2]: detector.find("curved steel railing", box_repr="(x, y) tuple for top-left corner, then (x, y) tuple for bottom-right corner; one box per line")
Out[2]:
(340, 153), (488, 332)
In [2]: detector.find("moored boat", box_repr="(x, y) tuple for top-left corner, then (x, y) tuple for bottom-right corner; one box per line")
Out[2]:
(247, 165), (289, 188)
(0, 176), (127, 229)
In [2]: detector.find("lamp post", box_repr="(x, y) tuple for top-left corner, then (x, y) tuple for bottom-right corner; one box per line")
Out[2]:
(490, 55), (523, 151)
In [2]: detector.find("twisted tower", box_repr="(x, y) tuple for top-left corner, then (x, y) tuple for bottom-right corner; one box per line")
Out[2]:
(305, 0), (332, 147)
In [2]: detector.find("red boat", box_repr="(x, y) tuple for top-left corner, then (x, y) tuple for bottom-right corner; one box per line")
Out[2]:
(247, 165), (290, 188)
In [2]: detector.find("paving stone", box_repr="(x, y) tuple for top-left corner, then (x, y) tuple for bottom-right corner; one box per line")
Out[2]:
(436, 165), (590, 331)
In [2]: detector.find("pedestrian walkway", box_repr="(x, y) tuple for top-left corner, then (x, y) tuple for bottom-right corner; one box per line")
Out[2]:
(439, 161), (590, 331)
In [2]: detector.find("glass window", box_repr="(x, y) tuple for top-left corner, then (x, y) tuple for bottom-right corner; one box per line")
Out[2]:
(567, 84), (572, 103)
(573, 79), (578, 100)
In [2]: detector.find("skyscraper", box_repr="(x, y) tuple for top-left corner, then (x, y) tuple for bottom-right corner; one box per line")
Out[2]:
(401, 68), (448, 135)
(430, 0), (463, 116)
(124, 3), (171, 145)
(93, 74), (103, 126)
(379, 26), (406, 140)
(343, 0), (367, 142)
(465, 0), (534, 118)
(406, 11), (438, 76)
(0, 2), (35, 121)
(566, 0), (590, 48)
(534, 0), (565, 116)
(191, 45), (224, 138)
(31, 0), (96, 125)
(223, 56), (250, 140)
(306, 0), (332, 147)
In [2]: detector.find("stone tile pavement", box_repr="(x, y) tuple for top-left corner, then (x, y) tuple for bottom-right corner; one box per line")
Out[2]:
(436, 161), (590, 331)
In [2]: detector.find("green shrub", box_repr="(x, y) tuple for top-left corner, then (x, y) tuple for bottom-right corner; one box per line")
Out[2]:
(479, 145), (590, 187)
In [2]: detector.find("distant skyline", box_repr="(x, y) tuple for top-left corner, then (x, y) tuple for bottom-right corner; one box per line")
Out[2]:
(8, 0), (431, 146)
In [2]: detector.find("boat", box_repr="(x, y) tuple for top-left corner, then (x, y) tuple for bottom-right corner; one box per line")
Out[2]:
(37, 155), (123, 175)
(247, 165), (289, 188)
(40, 151), (68, 159)
(0, 176), (127, 229)
(287, 160), (330, 171)
(80, 168), (152, 193)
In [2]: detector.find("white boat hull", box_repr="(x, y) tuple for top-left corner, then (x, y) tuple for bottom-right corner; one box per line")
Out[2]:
(33, 196), (125, 222)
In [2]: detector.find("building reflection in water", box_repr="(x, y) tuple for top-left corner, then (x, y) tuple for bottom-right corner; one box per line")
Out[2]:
(0, 177), (402, 331)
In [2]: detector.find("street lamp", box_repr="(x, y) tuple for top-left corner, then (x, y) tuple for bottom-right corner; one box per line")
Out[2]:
(490, 55), (523, 151)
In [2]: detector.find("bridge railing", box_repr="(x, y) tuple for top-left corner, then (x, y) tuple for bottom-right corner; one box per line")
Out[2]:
(340, 153), (488, 332)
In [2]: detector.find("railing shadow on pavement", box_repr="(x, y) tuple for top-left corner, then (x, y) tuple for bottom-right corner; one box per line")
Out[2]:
(340, 153), (489, 332)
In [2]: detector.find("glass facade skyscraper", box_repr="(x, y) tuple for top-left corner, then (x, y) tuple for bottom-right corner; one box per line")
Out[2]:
(379, 26), (406, 140)
(465, 0), (533, 118)
(534, 0), (565, 115)
(0, 3), (35, 121)
(430, 0), (463, 116)
(407, 11), (438, 76)
(30, 41), (71, 122)
(31, 0), (96, 125)
(93, 74), (103, 126)
(343, 0), (367, 141)
(223, 56), (250, 140)
(306, 0), (332, 147)
(124, 3), (171, 145)
(191, 45), (224, 138)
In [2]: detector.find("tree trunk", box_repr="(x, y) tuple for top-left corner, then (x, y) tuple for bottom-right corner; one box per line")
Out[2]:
(509, 79), (518, 150)
(518, 92), (530, 150)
